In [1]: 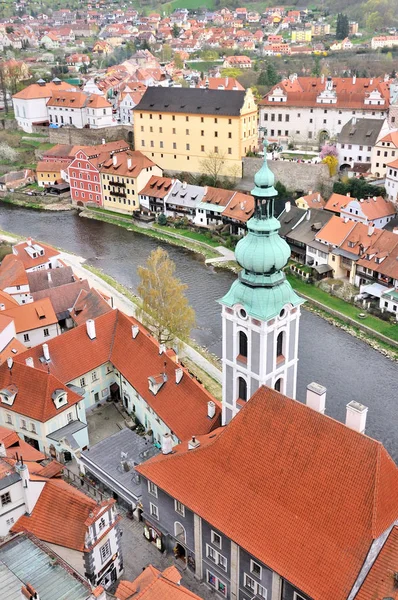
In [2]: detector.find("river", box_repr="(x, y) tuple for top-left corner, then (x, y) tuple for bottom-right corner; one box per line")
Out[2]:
(0, 203), (397, 459)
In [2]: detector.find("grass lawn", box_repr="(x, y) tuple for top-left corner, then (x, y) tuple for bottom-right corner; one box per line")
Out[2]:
(170, 0), (214, 9)
(280, 153), (317, 160)
(186, 61), (221, 72)
(287, 274), (398, 343)
(153, 224), (221, 247)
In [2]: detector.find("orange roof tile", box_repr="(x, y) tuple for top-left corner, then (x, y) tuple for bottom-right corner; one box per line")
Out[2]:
(357, 229), (398, 279)
(0, 426), (45, 461)
(0, 254), (29, 289)
(3, 297), (58, 333)
(15, 310), (221, 441)
(47, 90), (88, 109)
(137, 385), (398, 600)
(339, 222), (384, 257)
(324, 192), (351, 213)
(99, 150), (157, 178)
(12, 479), (99, 551)
(13, 239), (60, 269)
(0, 289), (19, 310)
(87, 94), (112, 109)
(342, 196), (396, 220)
(316, 214), (355, 246)
(139, 175), (174, 198)
(387, 157), (398, 169)
(378, 130), (398, 147)
(36, 160), (65, 173)
(221, 191), (254, 223)
(0, 361), (82, 422)
(0, 336), (27, 366)
(70, 288), (112, 325)
(116, 565), (201, 600)
(356, 526), (398, 600)
(299, 191), (326, 209)
(13, 80), (73, 100)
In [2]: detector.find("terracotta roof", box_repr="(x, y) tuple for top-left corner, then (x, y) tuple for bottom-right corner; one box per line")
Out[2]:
(339, 222), (384, 257)
(0, 255), (29, 289)
(378, 130), (398, 147)
(298, 191), (326, 209)
(13, 80), (73, 100)
(36, 160), (65, 173)
(99, 150), (157, 178)
(86, 94), (112, 109)
(196, 77), (244, 91)
(3, 298), (58, 333)
(0, 426), (45, 461)
(0, 289), (19, 310)
(137, 385), (398, 600)
(15, 310), (221, 441)
(201, 186), (235, 207)
(31, 280), (90, 318)
(260, 76), (390, 110)
(47, 91), (88, 109)
(356, 526), (398, 600)
(13, 239), (60, 269)
(387, 158), (398, 169)
(357, 229), (398, 279)
(12, 479), (100, 551)
(0, 336), (26, 366)
(116, 565), (202, 600)
(316, 215), (355, 246)
(324, 192), (351, 213)
(139, 175), (174, 198)
(221, 191), (254, 223)
(341, 196), (396, 220)
(0, 361), (82, 421)
(70, 288), (112, 325)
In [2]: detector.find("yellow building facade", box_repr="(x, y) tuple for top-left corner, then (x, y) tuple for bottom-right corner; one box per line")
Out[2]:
(100, 150), (162, 215)
(133, 87), (258, 178)
(36, 161), (64, 187)
(291, 29), (312, 43)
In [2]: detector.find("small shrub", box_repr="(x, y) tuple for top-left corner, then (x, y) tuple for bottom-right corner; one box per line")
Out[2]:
(157, 213), (167, 226)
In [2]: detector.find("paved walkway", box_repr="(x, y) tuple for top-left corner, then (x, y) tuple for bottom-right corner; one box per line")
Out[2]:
(205, 246), (235, 265)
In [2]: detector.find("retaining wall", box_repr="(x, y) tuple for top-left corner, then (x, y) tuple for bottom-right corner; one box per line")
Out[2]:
(37, 125), (134, 146)
(241, 157), (332, 194)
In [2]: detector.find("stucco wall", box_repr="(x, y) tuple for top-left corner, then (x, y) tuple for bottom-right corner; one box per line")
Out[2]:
(241, 158), (331, 194)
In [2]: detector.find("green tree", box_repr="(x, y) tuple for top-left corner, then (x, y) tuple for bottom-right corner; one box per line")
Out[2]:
(174, 54), (184, 69)
(172, 23), (180, 38)
(257, 70), (268, 86)
(336, 13), (349, 40)
(266, 63), (279, 86)
(365, 11), (383, 30)
(137, 248), (196, 347)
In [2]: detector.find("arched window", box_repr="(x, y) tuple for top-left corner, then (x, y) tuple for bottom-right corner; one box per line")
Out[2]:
(276, 331), (284, 359)
(275, 378), (282, 392)
(238, 331), (248, 359)
(238, 377), (247, 402)
(174, 522), (186, 544)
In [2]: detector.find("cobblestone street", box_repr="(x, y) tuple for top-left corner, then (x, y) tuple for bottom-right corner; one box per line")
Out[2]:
(110, 515), (216, 599)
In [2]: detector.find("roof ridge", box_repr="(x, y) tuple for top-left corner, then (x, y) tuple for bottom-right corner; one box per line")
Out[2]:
(372, 444), (382, 537)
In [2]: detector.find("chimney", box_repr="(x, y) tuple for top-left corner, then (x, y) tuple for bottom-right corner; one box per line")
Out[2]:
(352, 74), (356, 84)
(352, 116), (357, 125)
(113, 154), (117, 167)
(0, 442), (6, 458)
(127, 157), (132, 169)
(25, 357), (34, 368)
(373, 196), (377, 202)
(47, 272), (52, 284)
(305, 382), (326, 414)
(42, 343), (50, 362)
(368, 223), (375, 236)
(15, 458), (34, 514)
(7, 357), (13, 370)
(159, 344), (166, 355)
(370, 78), (373, 85)
(308, 190), (312, 195)
(182, 180), (187, 189)
(345, 401), (368, 434)
(86, 319), (96, 340)
(21, 583), (39, 599)
(285, 200), (291, 213)
(321, 73), (325, 85)
(225, 76), (229, 88)
(102, 138), (106, 145)
(207, 401), (216, 419)
(203, 185), (208, 195)
(161, 432), (173, 455)
(175, 367), (183, 384)
(132, 325), (139, 338)
(346, 192), (350, 197)
(188, 435), (200, 450)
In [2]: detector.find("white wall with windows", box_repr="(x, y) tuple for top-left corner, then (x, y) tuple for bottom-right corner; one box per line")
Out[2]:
(16, 322), (59, 349)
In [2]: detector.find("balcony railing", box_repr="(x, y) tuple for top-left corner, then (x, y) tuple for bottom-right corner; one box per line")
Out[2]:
(110, 189), (126, 198)
(109, 180), (125, 187)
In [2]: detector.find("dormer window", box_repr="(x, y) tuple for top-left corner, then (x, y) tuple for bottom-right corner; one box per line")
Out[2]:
(148, 373), (167, 395)
(52, 389), (68, 408)
(98, 516), (106, 531)
(0, 385), (18, 406)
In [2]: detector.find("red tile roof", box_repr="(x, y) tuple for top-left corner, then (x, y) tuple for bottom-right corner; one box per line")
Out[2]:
(0, 254), (28, 289)
(99, 149), (157, 178)
(316, 214), (355, 246)
(12, 239), (60, 270)
(116, 565), (202, 600)
(221, 191), (254, 223)
(260, 76), (390, 110)
(357, 229), (398, 279)
(12, 479), (101, 551)
(341, 196), (396, 220)
(0, 289), (19, 310)
(70, 288), (112, 325)
(137, 386), (398, 600)
(356, 526), (398, 600)
(324, 192), (351, 213)
(15, 310), (221, 441)
(339, 222), (383, 257)
(13, 80), (73, 100)
(0, 426), (45, 461)
(139, 175), (174, 198)
(0, 361), (82, 422)
(3, 297), (58, 333)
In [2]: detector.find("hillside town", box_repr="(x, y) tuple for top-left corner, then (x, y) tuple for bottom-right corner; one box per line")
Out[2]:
(0, 0), (398, 599)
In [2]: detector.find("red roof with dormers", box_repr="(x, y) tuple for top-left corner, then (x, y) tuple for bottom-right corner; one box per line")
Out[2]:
(12, 239), (60, 270)
(15, 310), (221, 441)
(0, 361), (82, 422)
(259, 76), (390, 110)
(137, 385), (398, 600)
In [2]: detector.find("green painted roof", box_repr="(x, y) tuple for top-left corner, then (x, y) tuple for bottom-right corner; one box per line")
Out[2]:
(219, 138), (304, 321)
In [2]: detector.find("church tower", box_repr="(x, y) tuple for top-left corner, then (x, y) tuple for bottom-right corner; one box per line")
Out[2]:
(220, 140), (304, 425)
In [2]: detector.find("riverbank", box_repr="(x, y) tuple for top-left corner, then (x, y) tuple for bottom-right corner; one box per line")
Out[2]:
(1, 195), (75, 211)
(80, 207), (221, 260)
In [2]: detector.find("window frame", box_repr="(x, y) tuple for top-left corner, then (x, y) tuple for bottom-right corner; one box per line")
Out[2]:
(150, 502), (159, 520)
(211, 530), (222, 549)
(1, 492), (11, 507)
(148, 480), (158, 497)
(99, 539), (111, 564)
(250, 559), (262, 579)
(174, 499), (185, 516)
